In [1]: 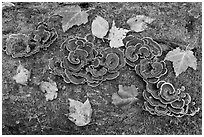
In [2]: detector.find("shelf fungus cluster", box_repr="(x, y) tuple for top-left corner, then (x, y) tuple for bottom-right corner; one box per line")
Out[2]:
(5, 22), (58, 58)
(51, 33), (126, 87)
(143, 81), (200, 117)
(5, 18), (199, 117)
(48, 33), (199, 117)
(123, 35), (167, 83)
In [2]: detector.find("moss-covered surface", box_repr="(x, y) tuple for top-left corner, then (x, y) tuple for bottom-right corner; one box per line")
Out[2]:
(2, 2), (202, 135)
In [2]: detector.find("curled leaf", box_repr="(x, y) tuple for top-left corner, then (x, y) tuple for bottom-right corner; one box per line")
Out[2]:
(112, 85), (139, 107)
(127, 15), (155, 32)
(40, 80), (58, 101)
(108, 21), (130, 48)
(91, 15), (109, 39)
(68, 98), (92, 126)
(164, 47), (197, 77)
(55, 5), (89, 32)
(13, 64), (30, 85)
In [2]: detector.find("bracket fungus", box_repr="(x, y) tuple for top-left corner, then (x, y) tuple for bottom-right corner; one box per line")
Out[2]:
(124, 35), (162, 56)
(46, 28), (199, 119)
(143, 80), (199, 117)
(142, 37), (163, 57)
(5, 22), (58, 58)
(62, 37), (86, 52)
(64, 69), (86, 85)
(125, 46), (140, 67)
(53, 33), (166, 89)
(2, 4), (200, 123)
(135, 58), (167, 83)
(29, 22), (58, 50)
(99, 47), (125, 72)
(123, 35), (162, 68)
(48, 30), (200, 119)
(32, 23), (51, 46)
(85, 33), (95, 43)
(5, 33), (30, 58)
(125, 46), (139, 62)
(125, 37), (144, 48)
(53, 35), (127, 87)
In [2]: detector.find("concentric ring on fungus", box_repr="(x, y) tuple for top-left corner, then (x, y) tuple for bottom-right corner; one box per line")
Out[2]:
(143, 80), (198, 117)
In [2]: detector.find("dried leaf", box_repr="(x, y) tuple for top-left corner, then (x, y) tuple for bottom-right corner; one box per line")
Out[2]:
(164, 47), (197, 77)
(118, 85), (139, 98)
(127, 15), (155, 32)
(91, 15), (109, 39)
(40, 80), (58, 101)
(55, 5), (89, 32)
(112, 85), (139, 107)
(108, 21), (130, 48)
(13, 64), (30, 85)
(68, 98), (92, 126)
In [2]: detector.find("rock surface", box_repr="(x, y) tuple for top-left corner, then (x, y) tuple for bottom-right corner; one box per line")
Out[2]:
(2, 2), (202, 135)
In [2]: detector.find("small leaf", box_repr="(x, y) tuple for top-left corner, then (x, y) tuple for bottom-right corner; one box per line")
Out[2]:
(55, 5), (89, 32)
(108, 21), (130, 48)
(118, 85), (139, 98)
(164, 47), (197, 77)
(68, 98), (92, 126)
(127, 15), (155, 32)
(40, 80), (58, 101)
(112, 85), (139, 107)
(13, 64), (30, 85)
(91, 15), (109, 39)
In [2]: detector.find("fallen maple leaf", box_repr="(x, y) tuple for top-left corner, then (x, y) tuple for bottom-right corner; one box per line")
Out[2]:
(68, 98), (92, 126)
(91, 15), (109, 39)
(55, 5), (89, 32)
(112, 85), (139, 107)
(164, 47), (197, 77)
(127, 15), (155, 32)
(108, 21), (130, 48)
